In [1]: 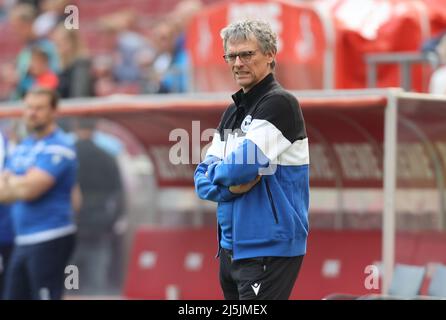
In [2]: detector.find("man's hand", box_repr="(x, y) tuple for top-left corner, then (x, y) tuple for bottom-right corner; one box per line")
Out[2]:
(229, 175), (261, 194)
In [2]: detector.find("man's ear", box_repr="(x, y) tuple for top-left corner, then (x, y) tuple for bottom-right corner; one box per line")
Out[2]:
(267, 51), (276, 66)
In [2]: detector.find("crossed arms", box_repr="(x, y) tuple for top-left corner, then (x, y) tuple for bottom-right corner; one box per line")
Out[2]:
(194, 139), (267, 202)
(0, 169), (81, 213)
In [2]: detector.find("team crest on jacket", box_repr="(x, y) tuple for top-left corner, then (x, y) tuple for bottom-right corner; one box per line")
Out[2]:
(241, 115), (252, 133)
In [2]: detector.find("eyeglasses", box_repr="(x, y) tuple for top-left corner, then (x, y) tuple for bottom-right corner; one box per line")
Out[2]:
(223, 50), (258, 64)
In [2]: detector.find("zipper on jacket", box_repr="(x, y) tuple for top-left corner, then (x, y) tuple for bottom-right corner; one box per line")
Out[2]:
(265, 180), (279, 224)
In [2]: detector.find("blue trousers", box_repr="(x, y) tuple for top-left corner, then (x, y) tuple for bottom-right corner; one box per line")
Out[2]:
(3, 234), (75, 300)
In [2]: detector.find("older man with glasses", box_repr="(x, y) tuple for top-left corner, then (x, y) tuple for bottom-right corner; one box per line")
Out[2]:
(194, 20), (310, 300)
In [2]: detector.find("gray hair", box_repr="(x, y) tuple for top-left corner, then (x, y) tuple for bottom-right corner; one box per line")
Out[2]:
(220, 20), (277, 69)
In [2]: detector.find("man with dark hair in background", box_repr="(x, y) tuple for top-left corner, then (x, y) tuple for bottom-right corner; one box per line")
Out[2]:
(0, 87), (79, 300)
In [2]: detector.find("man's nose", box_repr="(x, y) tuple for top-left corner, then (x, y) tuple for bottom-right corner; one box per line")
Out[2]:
(233, 55), (244, 67)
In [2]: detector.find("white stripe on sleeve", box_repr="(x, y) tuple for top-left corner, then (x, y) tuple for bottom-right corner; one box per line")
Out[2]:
(42, 145), (76, 160)
(246, 119), (291, 162)
(277, 137), (310, 166)
(205, 132), (225, 159)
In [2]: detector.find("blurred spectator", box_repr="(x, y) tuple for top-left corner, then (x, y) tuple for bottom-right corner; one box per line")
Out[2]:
(7, 3), (59, 100)
(51, 23), (94, 98)
(156, 20), (190, 94)
(140, 21), (175, 93)
(428, 32), (446, 95)
(162, 0), (202, 93)
(71, 118), (125, 295)
(141, 1), (202, 94)
(170, 0), (202, 40)
(33, 0), (68, 38)
(114, 11), (153, 84)
(0, 0), (16, 22)
(17, 0), (41, 10)
(141, 19), (189, 94)
(16, 46), (59, 97)
(100, 11), (152, 84)
(91, 11), (155, 96)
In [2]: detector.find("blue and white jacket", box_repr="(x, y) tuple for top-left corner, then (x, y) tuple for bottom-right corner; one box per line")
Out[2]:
(7, 128), (77, 245)
(194, 73), (310, 260)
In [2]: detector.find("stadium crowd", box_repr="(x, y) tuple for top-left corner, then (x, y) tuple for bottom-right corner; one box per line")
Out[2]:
(0, 0), (445, 99)
(0, 0), (204, 101)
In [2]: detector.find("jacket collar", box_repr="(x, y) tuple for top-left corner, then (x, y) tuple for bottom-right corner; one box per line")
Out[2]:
(231, 73), (276, 110)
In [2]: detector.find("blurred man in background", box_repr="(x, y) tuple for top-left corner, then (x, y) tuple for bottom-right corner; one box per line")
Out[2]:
(0, 87), (79, 300)
(71, 118), (125, 295)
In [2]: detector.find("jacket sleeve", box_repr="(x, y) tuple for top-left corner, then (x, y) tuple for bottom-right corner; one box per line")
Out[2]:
(207, 94), (304, 187)
(194, 155), (238, 202)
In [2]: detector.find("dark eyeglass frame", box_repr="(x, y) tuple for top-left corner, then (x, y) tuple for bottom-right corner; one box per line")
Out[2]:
(223, 50), (258, 64)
